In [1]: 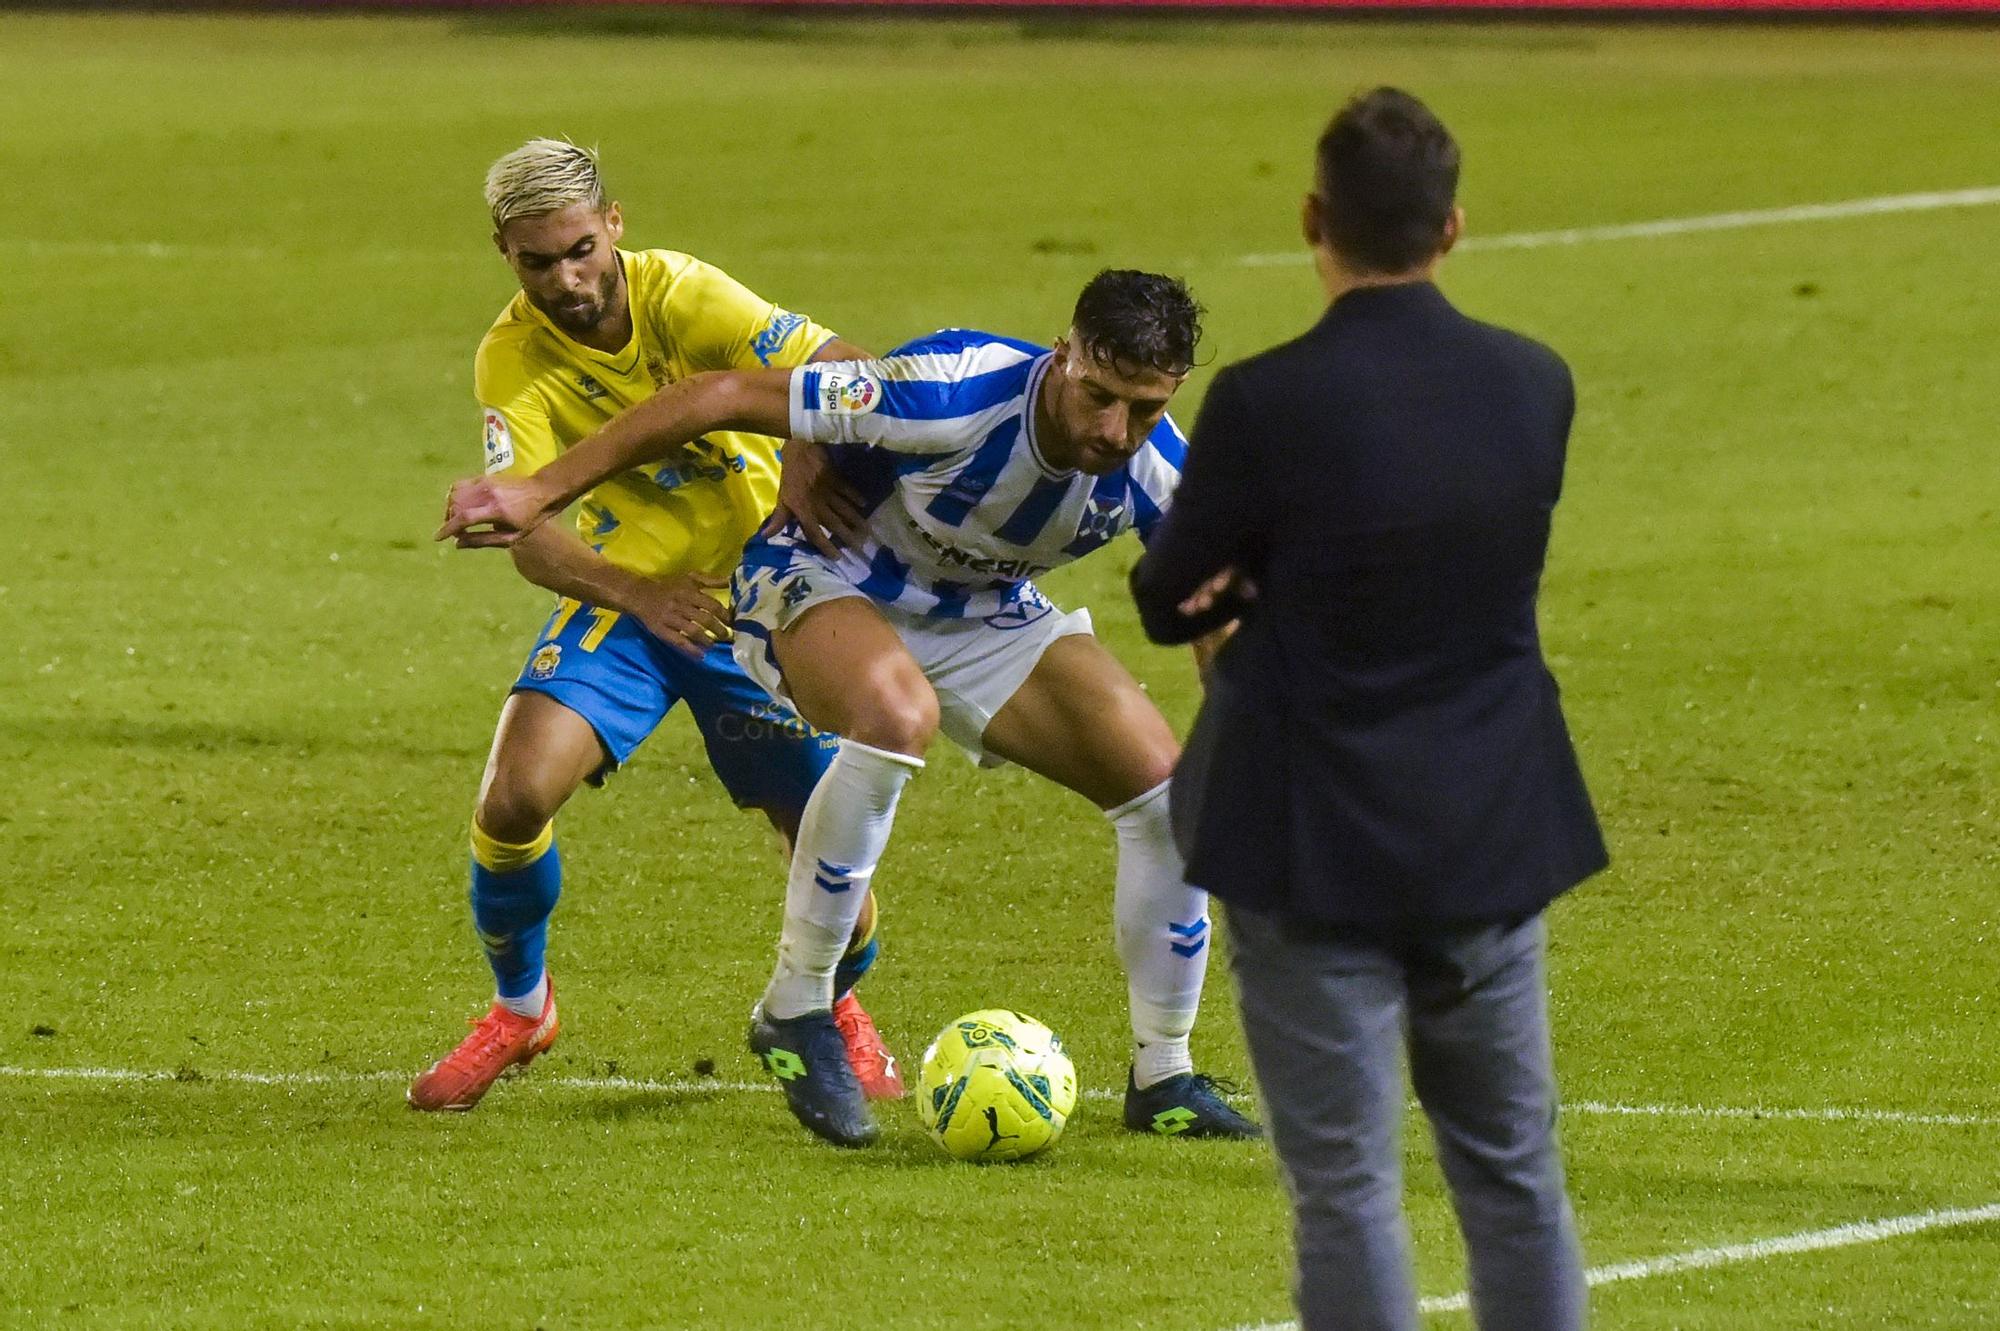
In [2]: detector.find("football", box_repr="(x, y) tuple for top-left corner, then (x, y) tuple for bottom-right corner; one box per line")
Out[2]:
(916, 1009), (1078, 1162)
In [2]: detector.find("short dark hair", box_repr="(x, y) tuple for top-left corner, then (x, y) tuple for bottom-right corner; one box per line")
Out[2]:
(1071, 269), (1204, 377)
(1315, 88), (1460, 274)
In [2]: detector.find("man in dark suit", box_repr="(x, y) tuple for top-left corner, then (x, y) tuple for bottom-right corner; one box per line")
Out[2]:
(1131, 88), (1605, 1331)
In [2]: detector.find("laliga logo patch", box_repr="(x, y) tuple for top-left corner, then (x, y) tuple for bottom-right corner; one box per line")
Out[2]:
(482, 408), (515, 475)
(819, 371), (881, 417)
(529, 643), (562, 681)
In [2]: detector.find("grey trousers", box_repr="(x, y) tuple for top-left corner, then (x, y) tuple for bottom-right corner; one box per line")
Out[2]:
(1227, 906), (1586, 1331)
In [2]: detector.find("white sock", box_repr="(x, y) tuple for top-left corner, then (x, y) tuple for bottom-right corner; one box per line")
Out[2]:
(762, 739), (923, 1020)
(1109, 780), (1207, 1089)
(497, 973), (548, 1020)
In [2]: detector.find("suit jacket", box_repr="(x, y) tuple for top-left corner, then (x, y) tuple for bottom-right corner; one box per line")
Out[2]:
(1131, 281), (1607, 926)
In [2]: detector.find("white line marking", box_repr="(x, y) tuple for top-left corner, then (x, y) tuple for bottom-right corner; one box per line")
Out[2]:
(0, 239), (463, 264)
(1224, 1201), (2000, 1330)
(0, 1063), (771, 1095)
(1, 1064), (403, 1086)
(0, 1062), (1083, 1100)
(1235, 185), (2000, 267)
(0, 238), (901, 266)
(18, 186), (1999, 270)
(1566, 1098), (1998, 1129)
(5, 1065), (1997, 1127)
(11, 1064), (1992, 1325)
(1546, 1202), (2000, 1302)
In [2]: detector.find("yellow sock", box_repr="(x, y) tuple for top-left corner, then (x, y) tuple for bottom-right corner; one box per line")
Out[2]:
(470, 819), (554, 874)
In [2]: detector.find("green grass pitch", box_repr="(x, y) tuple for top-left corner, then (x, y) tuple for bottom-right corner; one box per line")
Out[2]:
(2, 11), (1997, 1329)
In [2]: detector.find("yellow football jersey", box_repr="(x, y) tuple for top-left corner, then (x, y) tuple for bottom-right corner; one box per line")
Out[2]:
(473, 248), (834, 585)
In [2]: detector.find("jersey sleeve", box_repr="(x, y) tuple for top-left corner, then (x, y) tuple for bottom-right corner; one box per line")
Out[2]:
(658, 257), (835, 373)
(1126, 411), (1189, 545)
(473, 339), (559, 479)
(1128, 367), (1268, 641)
(786, 344), (1031, 453)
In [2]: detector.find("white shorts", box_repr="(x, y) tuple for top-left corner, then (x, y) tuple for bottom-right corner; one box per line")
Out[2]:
(732, 551), (1093, 766)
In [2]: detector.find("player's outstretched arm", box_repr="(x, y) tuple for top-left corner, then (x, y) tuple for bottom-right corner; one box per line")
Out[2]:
(437, 367), (795, 547)
(507, 522), (731, 658)
(764, 336), (874, 559)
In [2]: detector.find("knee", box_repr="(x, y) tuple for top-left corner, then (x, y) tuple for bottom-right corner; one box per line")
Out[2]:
(475, 771), (563, 845)
(1110, 702), (1180, 805)
(1289, 1153), (1405, 1235)
(1270, 1110), (1405, 1223)
(843, 666), (938, 757)
(1436, 1135), (1572, 1225)
(1299, 1154), (1403, 1217)
(1128, 747), (1177, 800)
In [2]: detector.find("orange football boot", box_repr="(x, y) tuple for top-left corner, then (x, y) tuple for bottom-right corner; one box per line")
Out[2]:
(407, 981), (558, 1112)
(832, 990), (905, 1101)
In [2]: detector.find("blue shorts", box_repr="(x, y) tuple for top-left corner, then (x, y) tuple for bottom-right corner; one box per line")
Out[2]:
(510, 596), (836, 816)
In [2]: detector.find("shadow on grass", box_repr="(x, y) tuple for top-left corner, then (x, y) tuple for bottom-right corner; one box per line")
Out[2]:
(0, 715), (477, 765)
(454, 6), (858, 42)
(568, 1087), (748, 1121)
(450, 7), (1599, 51)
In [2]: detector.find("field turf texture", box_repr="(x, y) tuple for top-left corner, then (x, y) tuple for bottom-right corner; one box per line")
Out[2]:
(2, 11), (1997, 1329)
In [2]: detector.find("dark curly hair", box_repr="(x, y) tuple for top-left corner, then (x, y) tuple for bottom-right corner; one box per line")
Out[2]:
(1071, 270), (1204, 377)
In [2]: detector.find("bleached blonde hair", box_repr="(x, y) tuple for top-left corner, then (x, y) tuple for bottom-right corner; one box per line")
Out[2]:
(483, 138), (608, 231)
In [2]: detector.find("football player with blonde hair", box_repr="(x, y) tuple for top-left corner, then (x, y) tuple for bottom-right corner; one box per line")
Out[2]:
(408, 138), (900, 1113)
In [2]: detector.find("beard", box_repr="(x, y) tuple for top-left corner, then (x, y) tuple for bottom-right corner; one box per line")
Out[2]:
(536, 264), (621, 338)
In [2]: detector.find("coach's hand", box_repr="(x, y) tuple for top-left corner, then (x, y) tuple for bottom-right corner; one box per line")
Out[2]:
(1179, 566), (1258, 618)
(436, 475), (558, 548)
(632, 572), (735, 659)
(764, 438), (867, 562)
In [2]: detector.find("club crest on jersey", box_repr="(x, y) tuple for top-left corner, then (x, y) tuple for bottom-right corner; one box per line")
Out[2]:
(529, 643), (562, 681)
(482, 408), (515, 474)
(818, 371), (881, 417)
(1075, 496), (1128, 543)
(574, 372), (609, 401)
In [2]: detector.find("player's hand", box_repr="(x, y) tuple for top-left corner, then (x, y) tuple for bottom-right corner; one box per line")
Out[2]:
(436, 475), (556, 548)
(763, 438), (867, 562)
(631, 572), (735, 659)
(1179, 567), (1258, 618)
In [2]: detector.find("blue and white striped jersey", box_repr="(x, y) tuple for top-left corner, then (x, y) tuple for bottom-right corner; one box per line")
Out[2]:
(770, 329), (1187, 619)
